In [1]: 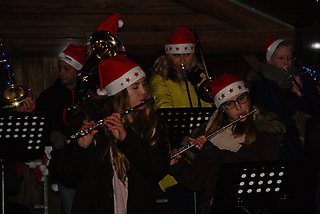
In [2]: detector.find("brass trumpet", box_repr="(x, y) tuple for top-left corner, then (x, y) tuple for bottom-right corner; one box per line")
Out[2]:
(0, 39), (33, 111)
(170, 108), (257, 159)
(66, 97), (155, 143)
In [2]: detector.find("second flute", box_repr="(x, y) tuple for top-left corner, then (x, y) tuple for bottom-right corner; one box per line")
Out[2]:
(171, 108), (257, 159)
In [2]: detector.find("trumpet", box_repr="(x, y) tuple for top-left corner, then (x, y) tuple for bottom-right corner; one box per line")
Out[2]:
(66, 97), (155, 143)
(170, 109), (257, 159)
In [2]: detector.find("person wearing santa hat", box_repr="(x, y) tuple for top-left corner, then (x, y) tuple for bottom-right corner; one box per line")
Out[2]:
(169, 73), (285, 214)
(35, 43), (86, 214)
(149, 27), (214, 214)
(149, 27), (213, 110)
(249, 38), (319, 160)
(57, 54), (170, 214)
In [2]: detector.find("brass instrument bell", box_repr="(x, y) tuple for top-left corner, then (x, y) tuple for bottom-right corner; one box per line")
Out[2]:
(90, 30), (126, 59)
(0, 84), (33, 111)
(198, 77), (214, 103)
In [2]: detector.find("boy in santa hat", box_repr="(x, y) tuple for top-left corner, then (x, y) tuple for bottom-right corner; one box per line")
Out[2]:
(35, 42), (86, 214)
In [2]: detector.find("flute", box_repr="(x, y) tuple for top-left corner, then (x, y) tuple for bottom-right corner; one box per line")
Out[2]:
(66, 97), (155, 143)
(170, 109), (257, 159)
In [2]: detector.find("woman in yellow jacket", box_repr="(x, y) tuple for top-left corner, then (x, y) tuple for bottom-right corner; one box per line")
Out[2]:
(149, 27), (213, 214)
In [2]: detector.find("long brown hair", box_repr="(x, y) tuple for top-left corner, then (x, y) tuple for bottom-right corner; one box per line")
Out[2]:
(99, 89), (162, 183)
(205, 98), (256, 146)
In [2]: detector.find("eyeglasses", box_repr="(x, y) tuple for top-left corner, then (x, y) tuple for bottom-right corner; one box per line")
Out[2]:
(221, 93), (249, 110)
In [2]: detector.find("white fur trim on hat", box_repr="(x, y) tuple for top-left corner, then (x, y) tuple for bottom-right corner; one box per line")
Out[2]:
(214, 81), (249, 108)
(266, 39), (285, 61)
(104, 66), (145, 96)
(59, 52), (83, 71)
(165, 43), (195, 54)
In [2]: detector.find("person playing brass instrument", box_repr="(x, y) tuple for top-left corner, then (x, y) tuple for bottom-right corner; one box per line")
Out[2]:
(149, 27), (214, 214)
(169, 73), (285, 214)
(149, 27), (213, 110)
(57, 54), (170, 214)
(248, 38), (319, 160)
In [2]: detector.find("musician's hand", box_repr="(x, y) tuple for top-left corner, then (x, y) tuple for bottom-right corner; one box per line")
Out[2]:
(105, 113), (126, 141)
(17, 97), (35, 112)
(291, 75), (303, 97)
(192, 135), (207, 150)
(170, 148), (181, 165)
(77, 121), (98, 148)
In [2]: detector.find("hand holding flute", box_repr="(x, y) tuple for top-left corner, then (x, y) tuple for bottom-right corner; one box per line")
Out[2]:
(77, 113), (126, 148)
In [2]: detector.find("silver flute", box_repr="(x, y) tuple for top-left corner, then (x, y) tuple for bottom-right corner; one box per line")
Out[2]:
(170, 109), (257, 159)
(66, 97), (155, 143)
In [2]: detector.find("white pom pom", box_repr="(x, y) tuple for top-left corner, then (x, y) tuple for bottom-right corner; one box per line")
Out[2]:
(34, 159), (42, 166)
(97, 88), (108, 96)
(51, 183), (59, 192)
(27, 161), (37, 169)
(39, 165), (46, 172)
(118, 20), (124, 28)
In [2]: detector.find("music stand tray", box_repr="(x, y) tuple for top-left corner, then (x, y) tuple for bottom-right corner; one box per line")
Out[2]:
(211, 159), (315, 214)
(0, 111), (49, 161)
(157, 107), (214, 148)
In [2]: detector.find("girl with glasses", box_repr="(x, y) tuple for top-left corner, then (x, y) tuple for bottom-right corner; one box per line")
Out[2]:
(169, 73), (285, 214)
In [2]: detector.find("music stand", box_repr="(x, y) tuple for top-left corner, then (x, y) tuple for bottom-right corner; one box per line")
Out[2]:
(1, 111), (50, 214)
(211, 159), (315, 214)
(157, 107), (214, 148)
(0, 111), (49, 161)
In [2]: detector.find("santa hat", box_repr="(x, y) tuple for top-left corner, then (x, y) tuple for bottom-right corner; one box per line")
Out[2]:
(208, 73), (249, 108)
(165, 27), (196, 54)
(97, 54), (145, 96)
(265, 38), (286, 61)
(95, 13), (124, 35)
(58, 43), (86, 71)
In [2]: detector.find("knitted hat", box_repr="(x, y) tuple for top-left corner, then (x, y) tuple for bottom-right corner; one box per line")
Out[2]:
(97, 54), (145, 96)
(58, 43), (86, 71)
(208, 73), (249, 108)
(165, 27), (196, 54)
(95, 13), (124, 35)
(265, 38), (286, 61)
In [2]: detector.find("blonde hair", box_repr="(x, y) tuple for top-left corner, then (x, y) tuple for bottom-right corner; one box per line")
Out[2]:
(152, 53), (202, 82)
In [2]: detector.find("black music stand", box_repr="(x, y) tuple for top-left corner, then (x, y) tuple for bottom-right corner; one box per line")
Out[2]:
(211, 159), (316, 214)
(0, 111), (49, 161)
(1, 111), (50, 214)
(158, 107), (214, 148)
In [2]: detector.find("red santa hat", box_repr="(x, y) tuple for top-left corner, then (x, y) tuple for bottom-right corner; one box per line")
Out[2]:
(97, 54), (145, 96)
(265, 38), (286, 61)
(95, 13), (124, 35)
(58, 43), (86, 71)
(208, 73), (249, 108)
(165, 27), (196, 54)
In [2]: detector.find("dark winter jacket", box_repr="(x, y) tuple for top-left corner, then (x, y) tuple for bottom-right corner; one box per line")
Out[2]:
(57, 97), (170, 214)
(169, 107), (285, 214)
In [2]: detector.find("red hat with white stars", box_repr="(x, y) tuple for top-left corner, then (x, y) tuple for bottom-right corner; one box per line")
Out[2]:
(265, 38), (286, 61)
(58, 43), (86, 71)
(165, 27), (196, 54)
(95, 13), (124, 35)
(208, 73), (249, 108)
(97, 54), (145, 96)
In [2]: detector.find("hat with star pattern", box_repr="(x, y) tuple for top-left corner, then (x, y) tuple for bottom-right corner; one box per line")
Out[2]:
(97, 54), (145, 96)
(165, 27), (196, 54)
(208, 73), (249, 108)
